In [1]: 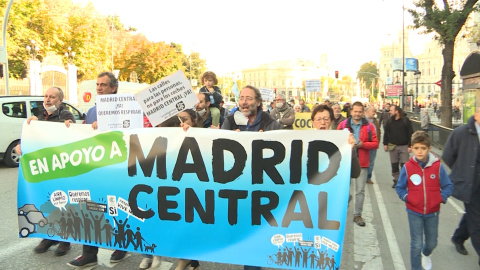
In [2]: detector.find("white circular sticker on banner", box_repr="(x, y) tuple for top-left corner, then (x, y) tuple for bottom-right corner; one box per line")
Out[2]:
(410, 174), (422, 186)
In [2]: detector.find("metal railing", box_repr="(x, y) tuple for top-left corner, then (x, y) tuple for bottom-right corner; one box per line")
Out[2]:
(406, 112), (454, 149)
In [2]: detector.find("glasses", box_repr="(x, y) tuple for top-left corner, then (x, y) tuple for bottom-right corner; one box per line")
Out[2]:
(313, 117), (331, 122)
(239, 96), (255, 101)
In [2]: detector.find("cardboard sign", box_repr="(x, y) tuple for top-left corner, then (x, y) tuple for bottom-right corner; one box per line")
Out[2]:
(259, 88), (275, 102)
(135, 70), (199, 127)
(96, 93), (143, 130)
(305, 80), (321, 93)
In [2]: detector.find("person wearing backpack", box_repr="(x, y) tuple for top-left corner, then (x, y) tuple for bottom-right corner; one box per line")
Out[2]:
(337, 101), (379, 227)
(383, 105), (414, 188)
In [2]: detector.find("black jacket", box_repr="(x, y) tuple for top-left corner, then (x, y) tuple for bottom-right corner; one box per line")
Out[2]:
(442, 116), (479, 203)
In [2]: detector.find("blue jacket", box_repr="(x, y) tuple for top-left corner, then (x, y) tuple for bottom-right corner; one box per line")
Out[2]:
(85, 105), (97, 124)
(396, 153), (453, 216)
(442, 116), (479, 203)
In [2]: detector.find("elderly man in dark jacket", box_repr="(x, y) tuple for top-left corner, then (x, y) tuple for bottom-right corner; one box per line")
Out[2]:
(443, 110), (480, 263)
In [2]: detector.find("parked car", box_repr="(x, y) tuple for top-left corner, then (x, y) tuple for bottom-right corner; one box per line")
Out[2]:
(0, 96), (85, 167)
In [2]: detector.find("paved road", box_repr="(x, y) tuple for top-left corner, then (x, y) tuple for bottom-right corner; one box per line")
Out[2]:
(0, 144), (478, 269)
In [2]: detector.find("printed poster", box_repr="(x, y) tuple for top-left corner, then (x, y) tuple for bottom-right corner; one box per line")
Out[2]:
(17, 121), (352, 269)
(96, 93), (144, 130)
(135, 70), (199, 127)
(259, 88), (275, 102)
(305, 80), (321, 93)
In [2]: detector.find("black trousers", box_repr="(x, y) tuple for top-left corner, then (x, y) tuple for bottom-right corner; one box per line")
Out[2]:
(83, 245), (98, 256)
(452, 213), (469, 244)
(464, 192), (480, 258)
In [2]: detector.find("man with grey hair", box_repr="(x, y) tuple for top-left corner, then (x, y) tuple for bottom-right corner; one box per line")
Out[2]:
(270, 94), (295, 129)
(421, 108), (430, 132)
(332, 103), (346, 129)
(16, 86), (76, 256)
(67, 72), (128, 268)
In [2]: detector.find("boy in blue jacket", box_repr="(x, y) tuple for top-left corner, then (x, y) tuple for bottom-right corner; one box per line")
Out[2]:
(396, 131), (453, 270)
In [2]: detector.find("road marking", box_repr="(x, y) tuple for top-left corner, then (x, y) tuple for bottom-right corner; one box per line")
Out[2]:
(371, 175), (406, 270)
(353, 176), (383, 269)
(448, 199), (465, 214)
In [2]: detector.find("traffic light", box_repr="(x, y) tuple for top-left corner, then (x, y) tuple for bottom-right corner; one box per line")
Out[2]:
(335, 71), (339, 79)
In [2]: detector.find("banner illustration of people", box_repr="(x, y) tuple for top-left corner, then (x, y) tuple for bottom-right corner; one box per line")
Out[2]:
(17, 121), (351, 269)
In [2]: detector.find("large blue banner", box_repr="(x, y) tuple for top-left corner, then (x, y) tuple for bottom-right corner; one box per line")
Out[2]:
(17, 121), (351, 269)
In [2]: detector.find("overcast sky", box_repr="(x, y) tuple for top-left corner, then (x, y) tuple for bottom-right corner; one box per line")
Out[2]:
(73, 0), (431, 77)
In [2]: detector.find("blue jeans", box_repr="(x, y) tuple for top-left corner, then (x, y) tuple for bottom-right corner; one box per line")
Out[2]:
(244, 266), (261, 270)
(407, 212), (439, 270)
(367, 149), (377, 180)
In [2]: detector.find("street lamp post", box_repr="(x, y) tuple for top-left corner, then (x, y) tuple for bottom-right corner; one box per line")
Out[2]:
(414, 71), (421, 107)
(26, 40), (40, 95)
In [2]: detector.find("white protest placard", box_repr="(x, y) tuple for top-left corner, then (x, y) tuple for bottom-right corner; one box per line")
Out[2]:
(135, 70), (199, 127)
(305, 80), (321, 93)
(259, 88), (275, 102)
(96, 93), (143, 130)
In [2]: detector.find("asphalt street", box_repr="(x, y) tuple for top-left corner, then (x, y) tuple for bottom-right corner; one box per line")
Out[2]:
(0, 140), (478, 270)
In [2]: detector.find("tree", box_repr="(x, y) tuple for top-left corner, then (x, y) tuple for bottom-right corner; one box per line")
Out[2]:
(357, 62), (379, 99)
(409, 0), (479, 128)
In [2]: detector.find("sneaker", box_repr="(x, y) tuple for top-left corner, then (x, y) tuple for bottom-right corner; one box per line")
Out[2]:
(34, 239), (58, 253)
(54, 242), (71, 256)
(67, 255), (97, 268)
(353, 216), (366, 227)
(421, 252), (432, 270)
(110, 250), (127, 263)
(151, 256), (162, 268)
(139, 257), (152, 269)
(366, 179), (374, 184)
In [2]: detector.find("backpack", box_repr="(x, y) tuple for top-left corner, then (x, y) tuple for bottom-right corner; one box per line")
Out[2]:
(339, 118), (373, 142)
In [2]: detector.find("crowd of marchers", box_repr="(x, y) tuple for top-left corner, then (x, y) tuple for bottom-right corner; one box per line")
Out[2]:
(16, 70), (479, 270)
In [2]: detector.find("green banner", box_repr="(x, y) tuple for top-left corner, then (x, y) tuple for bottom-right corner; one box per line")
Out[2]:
(20, 132), (127, 183)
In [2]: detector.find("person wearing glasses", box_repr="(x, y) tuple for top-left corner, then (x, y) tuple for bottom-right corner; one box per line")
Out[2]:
(222, 86), (281, 132)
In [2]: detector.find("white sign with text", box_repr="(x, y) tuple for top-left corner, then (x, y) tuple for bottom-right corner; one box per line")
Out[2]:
(305, 80), (321, 93)
(259, 88), (275, 102)
(135, 70), (199, 127)
(96, 93), (143, 130)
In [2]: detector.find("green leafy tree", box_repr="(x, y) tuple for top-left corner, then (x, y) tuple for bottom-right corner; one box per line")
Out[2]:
(1, 0), (207, 84)
(409, 0), (479, 128)
(357, 62), (379, 100)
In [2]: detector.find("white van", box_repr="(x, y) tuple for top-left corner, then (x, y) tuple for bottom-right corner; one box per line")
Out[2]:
(0, 96), (85, 167)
